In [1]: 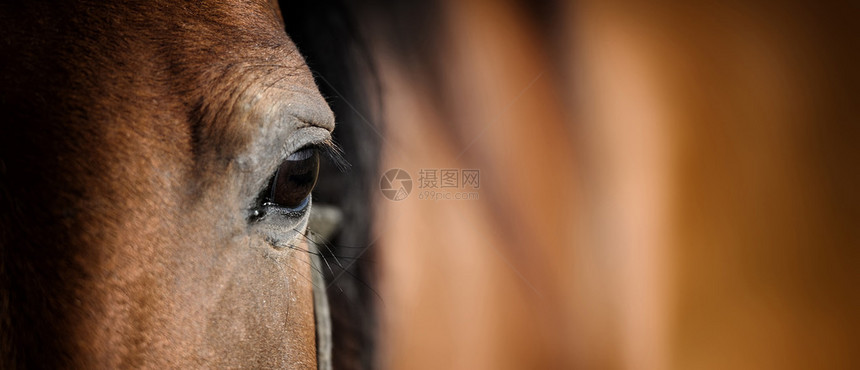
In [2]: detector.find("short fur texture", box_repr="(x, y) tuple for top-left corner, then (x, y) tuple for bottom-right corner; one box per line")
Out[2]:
(1, 1), (332, 367)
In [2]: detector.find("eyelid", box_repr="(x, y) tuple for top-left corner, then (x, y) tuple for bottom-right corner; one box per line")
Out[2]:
(287, 147), (315, 161)
(290, 140), (349, 172)
(283, 126), (330, 158)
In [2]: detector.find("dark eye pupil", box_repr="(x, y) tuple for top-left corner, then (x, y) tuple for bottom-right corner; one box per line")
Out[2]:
(268, 148), (319, 209)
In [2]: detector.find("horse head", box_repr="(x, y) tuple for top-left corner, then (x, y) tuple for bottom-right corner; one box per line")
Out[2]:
(1, 1), (330, 367)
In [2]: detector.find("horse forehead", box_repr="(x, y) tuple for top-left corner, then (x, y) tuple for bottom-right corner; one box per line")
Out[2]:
(94, 0), (315, 89)
(100, 1), (332, 167)
(145, 0), (317, 92)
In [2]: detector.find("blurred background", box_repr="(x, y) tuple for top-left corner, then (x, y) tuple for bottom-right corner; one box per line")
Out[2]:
(282, 1), (858, 369)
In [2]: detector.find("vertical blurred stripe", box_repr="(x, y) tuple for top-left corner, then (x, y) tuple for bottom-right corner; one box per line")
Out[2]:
(367, 0), (859, 368)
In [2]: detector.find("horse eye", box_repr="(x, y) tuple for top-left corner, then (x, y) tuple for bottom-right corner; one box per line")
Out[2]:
(265, 147), (320, 210)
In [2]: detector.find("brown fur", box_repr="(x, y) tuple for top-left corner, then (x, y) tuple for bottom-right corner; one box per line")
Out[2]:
(1, 1), (329, 368)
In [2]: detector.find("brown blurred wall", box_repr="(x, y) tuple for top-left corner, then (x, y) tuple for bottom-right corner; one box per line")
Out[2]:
(368, 1), (858, 369)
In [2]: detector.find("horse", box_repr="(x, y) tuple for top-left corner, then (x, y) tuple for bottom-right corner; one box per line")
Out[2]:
(1, 0), (339, 367)
(3, 0), (858, 369)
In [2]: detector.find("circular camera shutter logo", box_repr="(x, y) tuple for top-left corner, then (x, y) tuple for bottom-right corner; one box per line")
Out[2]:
(380, 168), (412, 201)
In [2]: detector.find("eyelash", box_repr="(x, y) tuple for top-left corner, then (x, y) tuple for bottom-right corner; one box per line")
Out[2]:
(249, 141), (347, 222)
